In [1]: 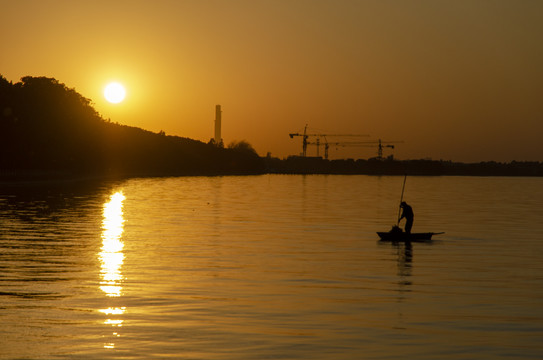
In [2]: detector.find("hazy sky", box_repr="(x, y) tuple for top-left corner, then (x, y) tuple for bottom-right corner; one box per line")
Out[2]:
(2, 0), (542, 162)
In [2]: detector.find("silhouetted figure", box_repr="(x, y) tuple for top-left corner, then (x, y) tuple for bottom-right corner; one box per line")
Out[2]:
(399, 202), (414, 234)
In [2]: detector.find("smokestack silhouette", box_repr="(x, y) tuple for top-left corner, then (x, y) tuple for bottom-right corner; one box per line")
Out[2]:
(214, 105), (222, 145)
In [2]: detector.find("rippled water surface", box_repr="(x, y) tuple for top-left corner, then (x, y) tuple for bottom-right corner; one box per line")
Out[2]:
(1, 175), (542, 359)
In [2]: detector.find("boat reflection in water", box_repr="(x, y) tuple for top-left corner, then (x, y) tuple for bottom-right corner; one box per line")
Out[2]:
(99, 191), (127, 349)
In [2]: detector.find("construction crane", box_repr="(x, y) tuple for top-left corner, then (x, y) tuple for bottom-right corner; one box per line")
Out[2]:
(328, 139), (403, 160)
(289, 125), (369, 157)
(375, 139), (398, 160)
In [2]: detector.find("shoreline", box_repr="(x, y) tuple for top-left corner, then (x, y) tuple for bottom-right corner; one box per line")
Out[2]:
(2, 162), (542, 187)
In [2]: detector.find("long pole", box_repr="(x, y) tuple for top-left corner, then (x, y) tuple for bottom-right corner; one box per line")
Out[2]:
(397, 174), (407, 225)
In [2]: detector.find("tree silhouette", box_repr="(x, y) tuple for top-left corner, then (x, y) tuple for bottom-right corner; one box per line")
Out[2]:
(227, 140), (257, 155)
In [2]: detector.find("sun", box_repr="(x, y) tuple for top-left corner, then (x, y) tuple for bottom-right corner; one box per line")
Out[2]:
(104, 82), (126, 104)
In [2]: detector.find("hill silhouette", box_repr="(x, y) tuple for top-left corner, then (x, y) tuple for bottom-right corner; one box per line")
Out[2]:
(0, 75), (264, 180)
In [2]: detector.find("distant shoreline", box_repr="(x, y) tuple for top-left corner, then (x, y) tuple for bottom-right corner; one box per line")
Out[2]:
(263, 156), (543, 177)
(2, 158), (542, 186)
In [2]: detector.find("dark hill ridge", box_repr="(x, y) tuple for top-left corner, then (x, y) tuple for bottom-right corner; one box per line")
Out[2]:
(0, 75), (264, 179)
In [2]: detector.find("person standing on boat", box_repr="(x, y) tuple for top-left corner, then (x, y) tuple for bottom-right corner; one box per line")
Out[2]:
(399, 202), (414, 234)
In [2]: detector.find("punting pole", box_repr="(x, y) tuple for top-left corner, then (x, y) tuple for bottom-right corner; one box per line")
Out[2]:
(397, 174), (407, 225)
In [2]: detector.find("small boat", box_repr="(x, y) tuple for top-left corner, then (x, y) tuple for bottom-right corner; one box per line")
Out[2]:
(378, 175), (444, 242)
(377, 230), (443, 242)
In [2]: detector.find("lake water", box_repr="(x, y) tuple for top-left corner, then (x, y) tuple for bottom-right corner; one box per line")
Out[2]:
(1, 175), (542, 359)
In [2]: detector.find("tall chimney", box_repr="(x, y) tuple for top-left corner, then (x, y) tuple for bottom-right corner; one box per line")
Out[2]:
(214, 104), (222, 145)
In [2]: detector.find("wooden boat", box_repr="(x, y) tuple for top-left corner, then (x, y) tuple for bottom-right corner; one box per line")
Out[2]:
(378, 175), (444, 243)
(377, 230), (444, 242)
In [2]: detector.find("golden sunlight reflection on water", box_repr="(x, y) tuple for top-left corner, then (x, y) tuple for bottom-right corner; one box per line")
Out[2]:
(100, 191), (125, 296)
(99, 191), (126, 349)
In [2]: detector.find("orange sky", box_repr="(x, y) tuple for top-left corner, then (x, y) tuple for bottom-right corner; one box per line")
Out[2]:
(2, 0), (542, 162)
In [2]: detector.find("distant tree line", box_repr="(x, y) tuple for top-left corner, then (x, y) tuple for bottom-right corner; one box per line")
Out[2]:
(264, 156), (543, 176)
(0, 75), (264, 180)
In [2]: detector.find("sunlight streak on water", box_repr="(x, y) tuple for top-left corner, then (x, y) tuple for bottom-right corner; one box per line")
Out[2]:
(99, 307), (127, 316)
(100, 191), (126, 297)
(99, 191), (126, 349)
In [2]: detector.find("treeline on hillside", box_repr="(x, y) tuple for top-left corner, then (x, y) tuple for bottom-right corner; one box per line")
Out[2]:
(265, 156), (543, 176)
(0, 75), (264, 179)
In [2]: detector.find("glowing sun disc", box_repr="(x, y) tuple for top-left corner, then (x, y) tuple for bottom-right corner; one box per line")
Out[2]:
(104, 82), (126, 103)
